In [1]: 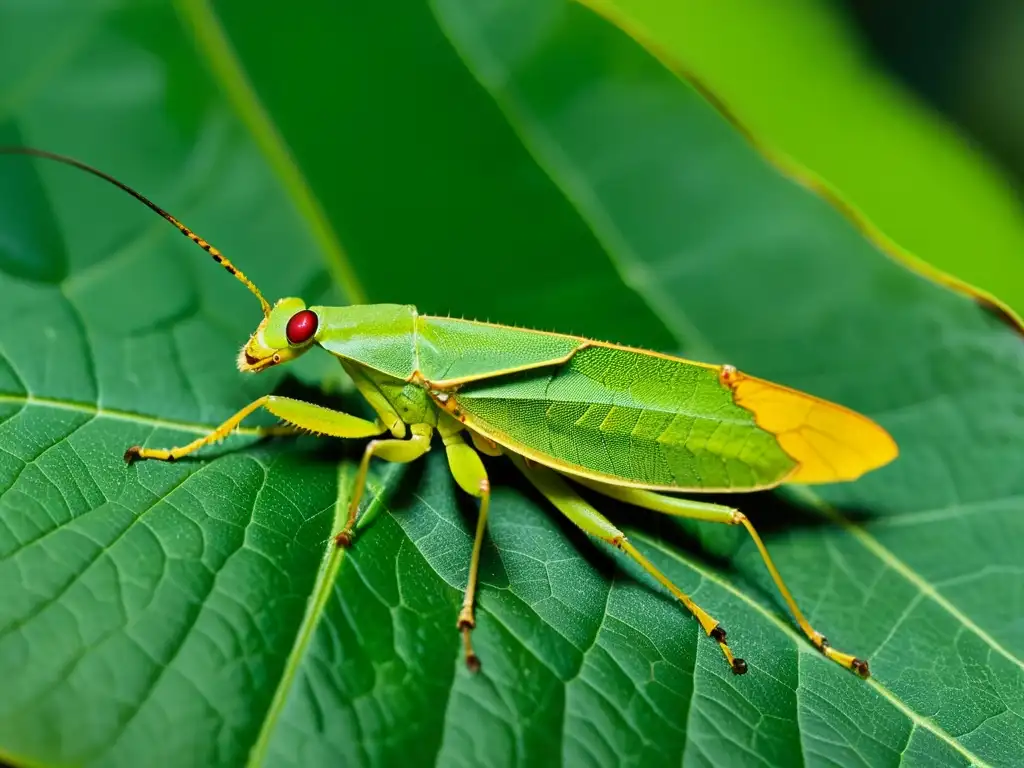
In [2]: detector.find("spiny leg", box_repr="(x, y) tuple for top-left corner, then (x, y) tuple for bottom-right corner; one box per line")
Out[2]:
(574, 476), (869, 678)
(439, 419), (491, 672)
(124, 395), (387, 463)
(508, 455), (746, 675)
(335, 423), (433, 548)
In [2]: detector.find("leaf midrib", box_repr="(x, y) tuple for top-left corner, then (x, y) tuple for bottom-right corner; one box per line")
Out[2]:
(171, 0), (367, 306)
(0, 393), (265, 436)
(160, 6), (379, 764)
(245, 462), (352, 767)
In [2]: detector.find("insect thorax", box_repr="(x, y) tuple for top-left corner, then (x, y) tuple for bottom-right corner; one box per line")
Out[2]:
(360, 366), (439, 427)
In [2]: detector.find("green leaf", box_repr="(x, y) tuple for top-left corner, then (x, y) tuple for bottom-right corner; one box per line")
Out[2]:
(1, 1), (1021, 767)
(584, 0), (1024, 325)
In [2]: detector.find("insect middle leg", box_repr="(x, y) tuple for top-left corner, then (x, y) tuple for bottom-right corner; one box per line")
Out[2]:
(335, 423), (433, 547)
(573, 476), (869, 678)
(439, 419), (491, 672)
(508, 454), (747, 675)
(124, 395), (387, 463)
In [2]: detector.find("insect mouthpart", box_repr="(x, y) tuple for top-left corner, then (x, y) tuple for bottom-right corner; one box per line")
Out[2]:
(237, 326), (285, 372)
(237, 344), (282, 373)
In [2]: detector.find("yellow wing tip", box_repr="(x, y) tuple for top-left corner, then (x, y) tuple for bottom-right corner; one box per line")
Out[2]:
(784, 414), (899, 484)
(726, 370), (899, 485)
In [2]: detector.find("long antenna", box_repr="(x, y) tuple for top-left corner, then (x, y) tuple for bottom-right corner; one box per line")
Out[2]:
(0, 146), (271, 316)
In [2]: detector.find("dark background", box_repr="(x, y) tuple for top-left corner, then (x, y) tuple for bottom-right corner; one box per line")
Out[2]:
(845, 0), (1024, 194)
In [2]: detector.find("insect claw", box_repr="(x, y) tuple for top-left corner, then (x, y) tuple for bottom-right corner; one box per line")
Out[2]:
(459, 622), (481, 673)
(851, 658), (870, 678)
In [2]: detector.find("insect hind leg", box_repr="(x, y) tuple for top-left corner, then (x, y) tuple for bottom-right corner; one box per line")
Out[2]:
(573, 476), (869, 678)
(508, 454), (747, 676)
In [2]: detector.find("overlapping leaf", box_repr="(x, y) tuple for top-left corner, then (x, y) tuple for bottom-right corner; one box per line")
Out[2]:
(0, 1), (1021, 767)
(586, 0), (1024, 324)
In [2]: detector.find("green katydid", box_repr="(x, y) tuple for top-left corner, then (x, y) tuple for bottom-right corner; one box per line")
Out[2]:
(5, 148), (898, 678)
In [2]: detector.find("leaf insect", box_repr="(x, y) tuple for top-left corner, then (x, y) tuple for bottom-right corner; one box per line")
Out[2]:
(4, 148), (898, 679)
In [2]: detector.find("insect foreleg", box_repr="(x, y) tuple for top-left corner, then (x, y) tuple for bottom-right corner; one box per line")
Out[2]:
(124, 395), (386, 463)
(573, 477), (869, 678)
(508, 454), (747, 675)
(439, 419), (491, 672)
(335, 423), (433, 548)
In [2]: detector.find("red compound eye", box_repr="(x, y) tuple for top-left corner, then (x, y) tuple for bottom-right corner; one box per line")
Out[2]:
(286, 310), (318, 345)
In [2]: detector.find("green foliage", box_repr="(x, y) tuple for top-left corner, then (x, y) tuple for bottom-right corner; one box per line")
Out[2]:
(1, 1), (1021, 766)
(597, 0), (1024, 321)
